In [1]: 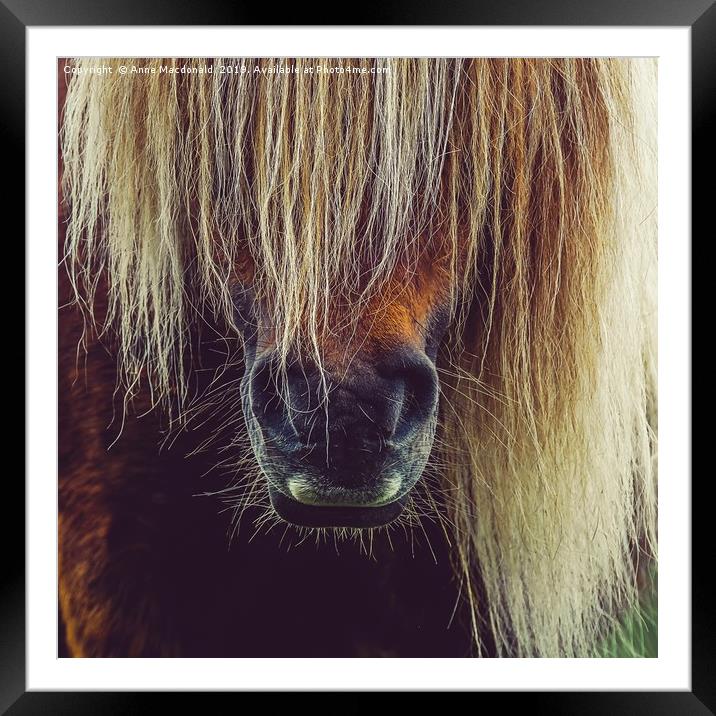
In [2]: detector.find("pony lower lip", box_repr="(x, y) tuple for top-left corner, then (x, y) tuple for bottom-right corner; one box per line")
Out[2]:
(268, 486), (409, 529)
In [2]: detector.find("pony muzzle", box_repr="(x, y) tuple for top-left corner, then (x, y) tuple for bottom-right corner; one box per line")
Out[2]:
(243, 346), (440, 528)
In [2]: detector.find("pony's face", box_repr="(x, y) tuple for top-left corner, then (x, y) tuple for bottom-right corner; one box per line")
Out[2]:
(233, 248), (454, 528)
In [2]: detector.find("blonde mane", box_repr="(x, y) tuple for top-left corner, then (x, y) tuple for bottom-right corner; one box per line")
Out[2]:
(61, 57), (657, 657)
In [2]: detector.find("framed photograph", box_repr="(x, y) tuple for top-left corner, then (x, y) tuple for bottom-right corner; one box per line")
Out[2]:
(12, 1), (704, 710)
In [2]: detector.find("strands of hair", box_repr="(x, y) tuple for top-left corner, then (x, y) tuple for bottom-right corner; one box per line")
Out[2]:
(61, 57), (657, 657)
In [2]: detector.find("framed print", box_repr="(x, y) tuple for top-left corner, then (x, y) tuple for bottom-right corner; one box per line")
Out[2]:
(12, 2), (706, 711)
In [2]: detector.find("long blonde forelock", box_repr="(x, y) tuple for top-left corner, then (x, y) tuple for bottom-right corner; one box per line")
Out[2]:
(61, 57), (657, 657)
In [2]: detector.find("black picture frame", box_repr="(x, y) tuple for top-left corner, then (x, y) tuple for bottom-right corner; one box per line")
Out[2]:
(10, 1), (705, 711)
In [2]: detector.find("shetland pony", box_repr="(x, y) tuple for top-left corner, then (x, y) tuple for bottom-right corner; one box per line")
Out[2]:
(59, 57), (657, 657)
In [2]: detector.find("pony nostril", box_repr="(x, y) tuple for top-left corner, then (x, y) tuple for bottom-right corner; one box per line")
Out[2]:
(250, 358), (278, 413)
(249, 355), (296, 438)
(377, 348), (439, 429)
